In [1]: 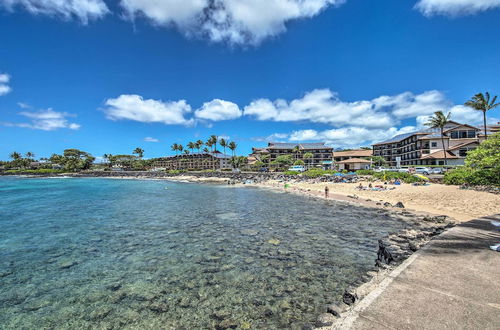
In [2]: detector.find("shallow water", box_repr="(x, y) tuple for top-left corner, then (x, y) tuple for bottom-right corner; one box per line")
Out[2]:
(0, 177), (408, 329)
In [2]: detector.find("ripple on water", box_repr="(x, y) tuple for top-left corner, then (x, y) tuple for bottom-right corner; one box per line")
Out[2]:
(0, 177), (409, 329)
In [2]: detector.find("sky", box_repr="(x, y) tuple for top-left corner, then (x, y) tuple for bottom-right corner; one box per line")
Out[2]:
(1, 0), (500, 160)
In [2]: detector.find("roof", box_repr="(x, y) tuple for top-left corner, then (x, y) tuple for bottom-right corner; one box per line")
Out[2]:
(267, 142), (332, 150)
(336, 158), (371, 164)
(448, 141), (480, 150)
(333, 149), (373, 157)
(420, 151), (459, 160)
(372, 132), (417, 145)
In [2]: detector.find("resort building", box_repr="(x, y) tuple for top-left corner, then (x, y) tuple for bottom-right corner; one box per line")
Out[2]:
(250, 142), (333, 168)
(372, 121), (483, 167)
(333, 149), (373, 162)
(153, 152), (232, 171)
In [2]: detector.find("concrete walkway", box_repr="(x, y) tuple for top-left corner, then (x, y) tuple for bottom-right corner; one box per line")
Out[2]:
(341, 214), (500, 330)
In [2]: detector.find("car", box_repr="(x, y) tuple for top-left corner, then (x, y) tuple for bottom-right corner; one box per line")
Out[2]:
(396, 167), (410, 173)
(232, 168), (241, 173)
(287, 165), (306, 172)
(258, 167), (269, 172)
(374, 167), (390, 172)
(429, 167), (444, 174)
(415, 167), (431, 175)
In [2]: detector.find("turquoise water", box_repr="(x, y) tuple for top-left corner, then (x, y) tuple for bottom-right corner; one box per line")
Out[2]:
(0, 177), (408, 329)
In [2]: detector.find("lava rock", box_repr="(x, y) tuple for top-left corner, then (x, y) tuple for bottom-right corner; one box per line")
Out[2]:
(315, 313), (336, 327)
(326, 304), (342, 317)
(394, 202), (405, 208)
(342, 288), (358, 305)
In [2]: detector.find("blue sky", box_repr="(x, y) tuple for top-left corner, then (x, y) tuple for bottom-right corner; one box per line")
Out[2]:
(1, 0), (500, 160)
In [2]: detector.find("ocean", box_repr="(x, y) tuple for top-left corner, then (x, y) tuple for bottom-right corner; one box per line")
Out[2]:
(0, 176), (408, 329)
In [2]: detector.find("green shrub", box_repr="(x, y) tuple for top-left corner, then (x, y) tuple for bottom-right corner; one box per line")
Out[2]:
(5, 169), (67, 174)
(303, 168), (328, 178)
(283, 170), (300, 175)
(444, 167), (499, 186)
(356, 169), (374, 175)
(167, 169), (186, 175)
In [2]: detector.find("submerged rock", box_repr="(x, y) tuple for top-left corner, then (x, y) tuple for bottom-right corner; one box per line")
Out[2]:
(58, 260), (78, 269)
(267, 238), (281, 245)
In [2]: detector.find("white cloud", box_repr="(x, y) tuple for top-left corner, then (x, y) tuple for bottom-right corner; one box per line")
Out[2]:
(194, 99), (242, 121)
(415, 0), (500, 16)
(416, 105), (486, 128)
(144, 136), (159, 142)
(244, 89), (446, 128)
(2, 108), (81, 131)
(0, 73), (11, 96)
(0, 0), (109, 23)
(287, 126), (417, 148)
(120, 0), (345, 45)
(104, 94), (194, 126)
(17, 102), (31, 109)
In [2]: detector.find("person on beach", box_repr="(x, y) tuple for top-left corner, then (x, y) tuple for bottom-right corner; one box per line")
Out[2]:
(325, 186), (329, 198)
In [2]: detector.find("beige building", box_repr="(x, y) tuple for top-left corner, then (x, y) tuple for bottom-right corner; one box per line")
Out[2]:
(372, 121), (483, 167)
(250, 142), (333, 168)
(153, 152), (232, 171)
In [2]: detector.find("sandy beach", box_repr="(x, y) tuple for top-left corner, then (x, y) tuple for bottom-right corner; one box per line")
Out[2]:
(247, 179), (500, 222)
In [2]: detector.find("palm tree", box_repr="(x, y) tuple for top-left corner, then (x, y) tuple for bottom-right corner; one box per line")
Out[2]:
(465, 92), (500, 139)
(205, 138), (213, 154)
(209, 135), (218, 152)
(196, 140), (204, 153)
(425, 111), (451, 165)
(9, 151), (22, 160)
(292, 146), (300, 161)
(171, 143), (179, 155)
(219, 138), (227, 156)
(187, 142), (196, 154)
(228, 141), (237, 157)
(184, 150), (190, 155)
(25, 151), (35, 160)
(178, 144), (184, 154)
(133, 147), (144, 158)
(303, 152), (313, 169)
(203, 147), (210, 153)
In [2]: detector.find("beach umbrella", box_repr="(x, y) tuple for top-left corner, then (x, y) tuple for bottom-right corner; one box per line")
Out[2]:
(414, 174), (429, 181)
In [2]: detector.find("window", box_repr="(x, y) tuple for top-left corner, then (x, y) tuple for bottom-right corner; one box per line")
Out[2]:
(450, 131), (459, 139)
(467, 131), (476, 138)
(431, 142), (437, 148)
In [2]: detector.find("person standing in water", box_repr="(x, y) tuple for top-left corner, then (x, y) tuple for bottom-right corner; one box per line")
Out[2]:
(325, 186), (329, 198)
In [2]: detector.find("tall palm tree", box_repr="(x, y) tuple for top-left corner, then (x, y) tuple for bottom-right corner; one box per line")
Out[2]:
(133, 147), (144, 158)
(292, 145), (300, 161)
(205, 138), (213, 154)
(196, 140), (204, 153)
(425, 111), (451, 165)
(303, 152), (313, 169)
(219, 138), (227, 156)
(178, 144), (184, 154)
(9, 151), (22, 160)
(187, 142), (196, 154)
(465, 92), (500, 139)
(209, 135), (218, 152)
(203, 147), (210, 153)
(171, 143), (179, 155)
(228, 141), (237, 157)
(25, 151), (35, 160)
